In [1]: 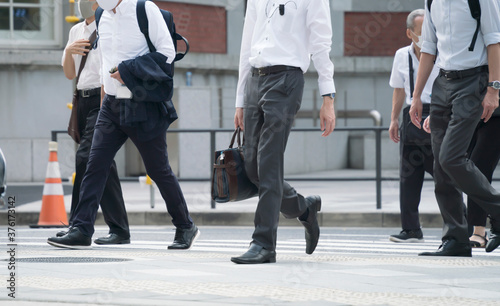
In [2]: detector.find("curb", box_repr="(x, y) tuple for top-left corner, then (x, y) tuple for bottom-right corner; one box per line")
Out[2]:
(0, 212), (444, 228)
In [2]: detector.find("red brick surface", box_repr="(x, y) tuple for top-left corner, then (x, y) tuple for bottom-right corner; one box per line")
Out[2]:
(154, 1), (227, 54)
(344, 12), (410, 56)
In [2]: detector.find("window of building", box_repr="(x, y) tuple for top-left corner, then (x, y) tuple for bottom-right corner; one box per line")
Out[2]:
(0, 0), (62, 48)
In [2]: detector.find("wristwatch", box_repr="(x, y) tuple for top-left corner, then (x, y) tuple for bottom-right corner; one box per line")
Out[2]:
(322, 93), (335, 99)
(488, 81), (500, 90)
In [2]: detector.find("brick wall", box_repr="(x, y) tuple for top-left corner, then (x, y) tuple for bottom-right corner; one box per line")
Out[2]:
(154, 1), (227, 54)
(344, 12), (410, 56)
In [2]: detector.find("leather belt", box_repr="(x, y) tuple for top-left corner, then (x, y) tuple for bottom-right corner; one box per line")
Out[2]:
(78, 87), (101, 98)
(252, 65), (301, 77)
(439, 65), (488, 80)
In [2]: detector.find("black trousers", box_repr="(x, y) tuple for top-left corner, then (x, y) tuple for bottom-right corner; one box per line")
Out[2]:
(399, 141), (434, 230)
(70, 92), (130, 239)
(72, 95), (193, 238)
(243, 69), (309, 251)
(430, 70), (500, 243)
(467, 117), (500, 227)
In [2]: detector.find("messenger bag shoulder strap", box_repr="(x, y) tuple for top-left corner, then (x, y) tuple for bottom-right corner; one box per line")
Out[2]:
(408, 50), (414, 99)
(75, 30), (97, 87)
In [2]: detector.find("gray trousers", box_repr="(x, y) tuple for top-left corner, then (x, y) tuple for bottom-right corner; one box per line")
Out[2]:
(431, 69), (500, 243)
(243, 69), (309, 251)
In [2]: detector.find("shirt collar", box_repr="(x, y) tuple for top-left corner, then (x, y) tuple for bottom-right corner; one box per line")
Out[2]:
(114, 0), (130, 16)
(409, 42), (420, 60)
(85, 20), (96, 33)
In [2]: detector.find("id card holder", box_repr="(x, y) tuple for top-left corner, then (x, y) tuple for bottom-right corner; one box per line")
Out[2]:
(116, 84), (133, 99)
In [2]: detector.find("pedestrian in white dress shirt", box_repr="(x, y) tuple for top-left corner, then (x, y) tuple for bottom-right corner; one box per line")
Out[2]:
(61, 0), (130, 245)
(388, 9), (439, 244)
(48, 0), (199, 250)
(231, 0), (336, 264)
(410, 0), (500, 256)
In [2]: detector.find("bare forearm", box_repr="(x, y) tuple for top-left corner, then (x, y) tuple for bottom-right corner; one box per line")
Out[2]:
(62, 51), (76, 80)
(413, 52), (435, 99)
(488, 43), (500, 94)
(391, 88), (406, 122)
(100, 85), (105, 107)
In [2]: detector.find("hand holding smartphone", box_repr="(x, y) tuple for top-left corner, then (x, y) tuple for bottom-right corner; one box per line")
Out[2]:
(109, 67), (132, 99)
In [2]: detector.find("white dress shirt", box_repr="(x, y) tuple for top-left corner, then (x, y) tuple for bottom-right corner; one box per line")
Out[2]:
(235, 0), (336, 107)
(421, 0), (500, 70)
(389, 44), (439, 105)
(97, 0), (176, 96)
(62, 20), (101, 90)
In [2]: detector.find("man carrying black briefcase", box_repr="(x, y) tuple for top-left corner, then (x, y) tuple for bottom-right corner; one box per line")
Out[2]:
(232, 0), (336, 264)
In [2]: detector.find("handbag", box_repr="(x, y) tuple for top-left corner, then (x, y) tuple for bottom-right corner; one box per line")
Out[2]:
(402, 50), (431, 146)
(67, 30), (97, 144)
(211, 127), (258, 203)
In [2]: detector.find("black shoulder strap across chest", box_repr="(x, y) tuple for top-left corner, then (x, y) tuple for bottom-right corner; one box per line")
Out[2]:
(94, 1), (189, 64)
(408, 51), (414, 99)
(427, 0), (481, 52)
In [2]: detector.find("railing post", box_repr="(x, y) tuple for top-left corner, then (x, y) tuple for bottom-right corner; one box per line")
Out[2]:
(210, 130), (216, 209)
(375, 128), (382, 209)
(150, 183), (155, 208)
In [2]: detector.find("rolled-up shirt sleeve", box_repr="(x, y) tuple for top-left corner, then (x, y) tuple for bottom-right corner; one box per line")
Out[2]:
(480, 0), (500, 47)
(145, 1), (176, 64)
(307, 0), (335, 96)
(421, 0), (437, 56)
(389, 49), (404, 89)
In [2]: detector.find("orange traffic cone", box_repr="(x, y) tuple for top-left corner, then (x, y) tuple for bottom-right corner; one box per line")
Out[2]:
(30, 141), (68, 228)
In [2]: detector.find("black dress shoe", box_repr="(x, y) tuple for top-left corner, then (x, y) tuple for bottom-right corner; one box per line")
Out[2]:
(47, 227), (91, 249)
(231, 243), (276, 264)
(94, 233), (130, 245)
(486, 229), (500, 253)
(56, 230), (68, 237)
(419, 239), (472, 257)
(168, 225), (200, 250)
(299, 195), (321, 255)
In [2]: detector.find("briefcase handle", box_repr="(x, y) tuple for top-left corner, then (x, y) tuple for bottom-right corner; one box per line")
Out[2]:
(229, 127), (245, 149)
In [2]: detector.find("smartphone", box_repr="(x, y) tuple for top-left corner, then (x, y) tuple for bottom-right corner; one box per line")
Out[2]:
(116, 85), (133, 99)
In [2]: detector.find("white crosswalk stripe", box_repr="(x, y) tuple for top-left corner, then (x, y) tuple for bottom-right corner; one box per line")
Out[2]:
(5, 229), (500, 258)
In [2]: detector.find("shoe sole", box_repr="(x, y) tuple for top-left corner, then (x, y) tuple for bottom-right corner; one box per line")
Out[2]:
(230, 256), (277, 264)
(94, 239), (131, 245)
(419, 252), (472, 257)
(47, 240), (92, 250)
(168, 229), (201, 250)
(389, 237), (425, 243)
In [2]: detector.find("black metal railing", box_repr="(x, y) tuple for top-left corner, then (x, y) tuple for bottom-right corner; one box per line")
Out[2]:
(51, 126), (387, 209)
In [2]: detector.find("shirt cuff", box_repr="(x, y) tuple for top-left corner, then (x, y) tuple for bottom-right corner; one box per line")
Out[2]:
(235, 94), (244, 108)
(318, 81), (336, 97)
(483, 33), (500, 47)
(421, 41), (437, 55)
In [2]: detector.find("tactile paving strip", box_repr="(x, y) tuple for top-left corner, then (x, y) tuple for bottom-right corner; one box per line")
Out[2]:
(18, 276), (500, 305)
(17, 248), (500, 266)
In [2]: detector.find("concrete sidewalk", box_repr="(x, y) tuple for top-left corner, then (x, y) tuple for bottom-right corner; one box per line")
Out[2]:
(1, 226), (500, 306)
(0, 169), (458, 228)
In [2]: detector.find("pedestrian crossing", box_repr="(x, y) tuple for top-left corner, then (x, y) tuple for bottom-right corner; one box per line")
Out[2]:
(4, 227), (500, 258)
